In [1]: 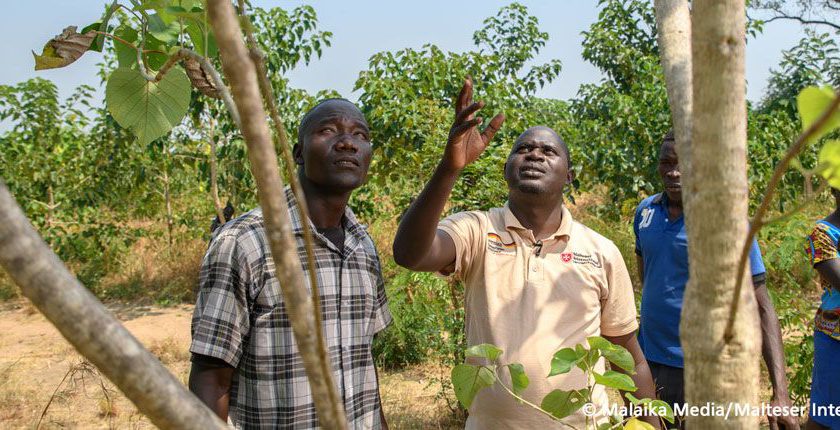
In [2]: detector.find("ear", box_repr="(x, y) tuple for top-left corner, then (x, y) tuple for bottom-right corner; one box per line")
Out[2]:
(566, 168), (576, 186)
(293, 143), (304, 166)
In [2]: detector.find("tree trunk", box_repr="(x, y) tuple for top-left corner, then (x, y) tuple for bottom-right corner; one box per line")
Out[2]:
(0, 181), (226, 430)
(162, 162), (174, 252)
(682, 1), (761, 428)
(654, 0), (693, 172)
(209, 117), (226, 223)
(206, 1), (348, 428)
(46, 184), (54, 229)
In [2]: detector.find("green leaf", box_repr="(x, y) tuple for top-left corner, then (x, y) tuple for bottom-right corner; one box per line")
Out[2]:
(818, 140), (840, 188)
(451, 364), (496, 409)
(648, 399), (675, 424)
(593, 370), (637, 391)
(114, 26), (139, 68)
(105, 66), (191, 145)
(185, 23), (217, 58)
(588, 336), (635, 373)
(165, 5), (204, 23)
(624, 417), (655, 430)
(540, 388), (589, 419)
(466, 344), (503, 362)
(148, 13), (180, 43)
(797, 86), (840, 142)
(549, 347), (580, 377)
(506, 363), (529, 395)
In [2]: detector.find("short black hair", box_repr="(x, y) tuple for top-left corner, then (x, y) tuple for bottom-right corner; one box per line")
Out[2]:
(297, 98), (359, 146)
(663, 129), (676, 145)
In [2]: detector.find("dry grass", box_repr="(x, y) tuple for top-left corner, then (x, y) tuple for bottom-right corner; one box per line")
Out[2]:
(98, 236), (206, 304)
(148, 337), (191, 365)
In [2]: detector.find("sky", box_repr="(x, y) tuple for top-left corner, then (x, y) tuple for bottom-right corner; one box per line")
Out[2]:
(1, 1), (809, 109)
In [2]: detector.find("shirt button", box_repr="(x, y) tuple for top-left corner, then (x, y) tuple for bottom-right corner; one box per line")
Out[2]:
(532, 267), (538, 272)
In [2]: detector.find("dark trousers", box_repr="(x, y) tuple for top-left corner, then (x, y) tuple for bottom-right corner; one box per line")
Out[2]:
(649, 361), (685, 430)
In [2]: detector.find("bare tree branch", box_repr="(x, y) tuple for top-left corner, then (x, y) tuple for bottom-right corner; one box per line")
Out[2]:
(762, 13), (840, 31)
(205, 1), (348, 428)
(0, 181), (227, 430)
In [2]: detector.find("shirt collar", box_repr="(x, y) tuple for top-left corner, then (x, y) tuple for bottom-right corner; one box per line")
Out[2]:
(502, 202), (573, 240)
(651, 192), (665, 205)
(284, 186), (366, 238)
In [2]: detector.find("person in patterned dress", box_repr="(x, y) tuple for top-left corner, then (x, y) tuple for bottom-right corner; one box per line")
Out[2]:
(804, 187), (840, 430)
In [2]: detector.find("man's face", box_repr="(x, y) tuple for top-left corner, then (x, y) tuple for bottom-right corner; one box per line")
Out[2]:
(504, 128), (570, 196)
(294, 100), (372, 192)
(659, 139), (681, 203)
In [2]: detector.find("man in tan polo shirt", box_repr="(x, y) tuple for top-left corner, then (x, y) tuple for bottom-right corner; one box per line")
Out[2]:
(393, 78), (658, 429)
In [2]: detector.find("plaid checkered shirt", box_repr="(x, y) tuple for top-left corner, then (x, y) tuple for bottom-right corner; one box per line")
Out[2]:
(191, 187), (392, 429)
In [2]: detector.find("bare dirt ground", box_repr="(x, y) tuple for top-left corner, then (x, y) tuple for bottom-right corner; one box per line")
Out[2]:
(0, 301), (461, 429)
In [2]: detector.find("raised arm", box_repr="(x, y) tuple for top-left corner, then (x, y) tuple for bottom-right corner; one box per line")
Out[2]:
(392, 77), (504, 272)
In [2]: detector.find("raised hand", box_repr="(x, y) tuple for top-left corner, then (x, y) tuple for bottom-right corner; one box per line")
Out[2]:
(441, 77), (505, 172)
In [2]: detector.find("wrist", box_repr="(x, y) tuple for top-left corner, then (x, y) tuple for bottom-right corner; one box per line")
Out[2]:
(436, 160), (463, 177)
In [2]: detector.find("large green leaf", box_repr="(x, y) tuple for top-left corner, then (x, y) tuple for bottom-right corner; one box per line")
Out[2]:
(105, 66), (190, 145)
(506, 363), (529, 395)
(819, 140), (840, 188)
(588, 336), (635, 373)
(466, 344), (503, 362)
(797, 86), (840, 142)
(593, 370), (636, 391)
(451, 364), (496, 409)
(540, 388), (589, 419)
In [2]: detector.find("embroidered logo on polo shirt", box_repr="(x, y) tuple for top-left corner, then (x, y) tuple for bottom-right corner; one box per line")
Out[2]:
(562, 251), (602, 268)
(487, 233), (516, 255)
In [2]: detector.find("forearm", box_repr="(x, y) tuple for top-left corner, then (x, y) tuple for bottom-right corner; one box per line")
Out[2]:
(188, 363), (233, 420)
(756, 286), (789, 398)
(392, 162), (460, 268)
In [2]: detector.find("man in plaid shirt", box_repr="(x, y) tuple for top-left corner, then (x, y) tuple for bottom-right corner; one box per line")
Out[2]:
(188, 99), (392, 429)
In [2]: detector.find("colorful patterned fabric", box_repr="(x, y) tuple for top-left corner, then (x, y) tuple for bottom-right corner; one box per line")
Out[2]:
(190, 187), (392, 429)
(805, 220), (840, 340)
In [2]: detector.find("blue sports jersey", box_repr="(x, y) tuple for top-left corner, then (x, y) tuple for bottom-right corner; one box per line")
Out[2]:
(633, 193), (766, 368)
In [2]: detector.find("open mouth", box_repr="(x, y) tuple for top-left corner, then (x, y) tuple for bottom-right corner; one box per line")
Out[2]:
(665, 183), (681, 190)
(334, 158), (360, 168)
(519, 165), (545, 178)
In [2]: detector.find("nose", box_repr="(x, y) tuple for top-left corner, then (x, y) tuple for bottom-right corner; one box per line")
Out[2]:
(334, 133), (358, 153)
(525, 149), (545, 161)
(666, 168), (680, 178)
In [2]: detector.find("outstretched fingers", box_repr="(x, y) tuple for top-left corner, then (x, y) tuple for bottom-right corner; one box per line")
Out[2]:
(455, 77), (473, 114)
(480, 113), (505, 143)
(449, 117), (482, 139)
(455, 101), (485, 124)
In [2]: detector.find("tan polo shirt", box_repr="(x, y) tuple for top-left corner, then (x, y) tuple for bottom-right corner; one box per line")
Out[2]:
(438, 203), (638, 429)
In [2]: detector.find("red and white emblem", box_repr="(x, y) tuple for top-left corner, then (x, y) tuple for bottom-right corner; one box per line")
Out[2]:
(561, 252), (572, 262)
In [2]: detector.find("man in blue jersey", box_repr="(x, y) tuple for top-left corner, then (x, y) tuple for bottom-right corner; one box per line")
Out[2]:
(633, 131), (798, 429)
